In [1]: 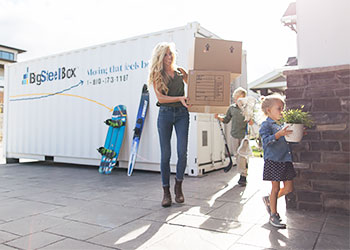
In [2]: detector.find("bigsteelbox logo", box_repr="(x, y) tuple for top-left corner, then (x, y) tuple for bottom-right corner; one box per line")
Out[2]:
(22, 66), (77, 85)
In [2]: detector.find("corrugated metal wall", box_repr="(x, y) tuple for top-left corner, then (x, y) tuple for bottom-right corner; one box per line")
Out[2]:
(5, 23), (232, 175)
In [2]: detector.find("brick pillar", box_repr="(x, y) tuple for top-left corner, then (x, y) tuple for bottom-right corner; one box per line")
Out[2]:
(284, 64), (350, 214)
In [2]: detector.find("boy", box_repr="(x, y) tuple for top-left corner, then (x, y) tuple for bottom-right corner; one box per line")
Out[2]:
(215, 87), (251, 186)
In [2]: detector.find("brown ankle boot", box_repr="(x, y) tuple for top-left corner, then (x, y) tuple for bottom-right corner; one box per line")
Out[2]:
(161, 186), (172, 207)
(174, 178), (184, 203)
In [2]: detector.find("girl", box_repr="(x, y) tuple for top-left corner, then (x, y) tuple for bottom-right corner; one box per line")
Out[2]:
(148, 42), (189, 207)
(259, 95), (295, 229)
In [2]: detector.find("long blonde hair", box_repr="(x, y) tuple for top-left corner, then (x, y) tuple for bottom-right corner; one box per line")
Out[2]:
(148, 42), (177, 94)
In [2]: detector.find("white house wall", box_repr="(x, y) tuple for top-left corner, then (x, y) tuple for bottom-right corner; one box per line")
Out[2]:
(297, 0), (350, 68)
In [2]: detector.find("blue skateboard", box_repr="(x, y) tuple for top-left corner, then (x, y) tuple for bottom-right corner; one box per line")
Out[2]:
(98, 105), (127, 174)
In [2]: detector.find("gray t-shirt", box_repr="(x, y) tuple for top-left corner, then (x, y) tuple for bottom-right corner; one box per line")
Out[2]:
(222, 103), (247, 139)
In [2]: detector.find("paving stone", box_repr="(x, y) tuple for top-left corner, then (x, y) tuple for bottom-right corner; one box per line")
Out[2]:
(122, 198), (164, 211)
(62, 189), (109, 201)
(228, 243), (278, 250)
(325, 213), (350, 227)
(5, 231), (64, 250)
(43, 206), (83, 218)
(142, 205), (191, 223)
(207, 202), (266, 223)
(0, 214), (68, 236)
(19, 191), (90, 207)
(45, 220), (111, 240)
(0, 244), (18, 249)
(2, 187), (51, 199)
(65, 202), (152, 228)
(96, 190), (149, 205)
(280, 214), (324, 233)
(88, 219), (180, 249)
(0, 199), (61, 222)
(181, 202), (225, 216)
(321, 220), (350, 238)
(238, 225), (319, 250)
(39, 238), (112, 250)
(314, 233), (350, 250)
(168, 213), (254, 235)
(141, 226), (240, 250)
(0, 230), (19, 244)
(282, 209), (328, 222)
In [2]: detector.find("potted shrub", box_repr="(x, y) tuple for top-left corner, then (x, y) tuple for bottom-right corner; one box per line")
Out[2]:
(281, 106), (313, 142)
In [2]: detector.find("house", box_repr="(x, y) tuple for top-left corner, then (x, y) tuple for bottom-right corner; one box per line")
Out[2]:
(283, 0), (350, 214)
(248, 1), (298, 96)
(0, 44), (26, 86)
(249, 57), (298, 96)
(0, 44), (26, 98)
(0, 44), (26, 138)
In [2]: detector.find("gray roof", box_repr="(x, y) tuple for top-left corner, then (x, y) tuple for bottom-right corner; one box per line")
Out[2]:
(0, 44), (26, 53)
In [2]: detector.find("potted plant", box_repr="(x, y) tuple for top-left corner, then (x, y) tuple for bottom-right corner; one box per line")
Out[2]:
(280, 106), (313, 142)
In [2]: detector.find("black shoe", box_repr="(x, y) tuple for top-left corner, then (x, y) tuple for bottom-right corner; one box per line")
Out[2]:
(238, 175), (247, 186)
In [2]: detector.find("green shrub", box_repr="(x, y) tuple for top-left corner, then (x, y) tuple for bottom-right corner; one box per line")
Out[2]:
(281, 105), (313, 128)
(251, 145), (263, 158)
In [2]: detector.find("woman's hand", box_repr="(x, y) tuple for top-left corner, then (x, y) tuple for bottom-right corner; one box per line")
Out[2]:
(154, 86), (190, 108)
(179, 96), (189, 108)
(178, 67), (188, 83)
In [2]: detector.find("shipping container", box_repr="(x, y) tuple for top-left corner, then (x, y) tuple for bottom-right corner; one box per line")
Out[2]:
(4, 22), (247, 176)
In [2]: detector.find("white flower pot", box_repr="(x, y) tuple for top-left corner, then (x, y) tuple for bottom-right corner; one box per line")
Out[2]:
(284, 123), (304, 142)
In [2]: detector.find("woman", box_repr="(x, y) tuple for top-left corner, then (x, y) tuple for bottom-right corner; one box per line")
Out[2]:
(148, 42), (189, 207)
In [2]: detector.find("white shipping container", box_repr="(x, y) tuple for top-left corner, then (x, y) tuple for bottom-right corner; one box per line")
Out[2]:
(4, 22), (245, 176)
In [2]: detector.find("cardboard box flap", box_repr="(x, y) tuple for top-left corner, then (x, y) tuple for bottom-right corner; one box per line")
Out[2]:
(193, 37), (242, 74)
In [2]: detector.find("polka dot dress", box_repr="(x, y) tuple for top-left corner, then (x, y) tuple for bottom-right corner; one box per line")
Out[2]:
(263, 159), (296, 181)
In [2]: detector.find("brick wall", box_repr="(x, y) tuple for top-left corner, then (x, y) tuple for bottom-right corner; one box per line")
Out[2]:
(284, 64), (350, 214)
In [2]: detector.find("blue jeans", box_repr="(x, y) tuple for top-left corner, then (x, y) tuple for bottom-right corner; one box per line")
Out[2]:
(157, 106), (189, 187)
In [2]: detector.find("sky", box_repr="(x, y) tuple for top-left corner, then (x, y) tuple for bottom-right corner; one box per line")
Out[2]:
(0, 0), (296, 83)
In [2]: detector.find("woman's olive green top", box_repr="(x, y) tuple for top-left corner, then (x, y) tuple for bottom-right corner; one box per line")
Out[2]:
(157, 69), (185, 108)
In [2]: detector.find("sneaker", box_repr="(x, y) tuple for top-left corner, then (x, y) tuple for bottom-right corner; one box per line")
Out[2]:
(238, 175), (247, 186)
(275, 213), (282, 221)
(269, 213), (286, 229)
(262, 196), (271, 215)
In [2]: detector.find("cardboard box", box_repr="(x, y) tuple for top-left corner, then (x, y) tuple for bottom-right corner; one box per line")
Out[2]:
(187, 70), (231, 106)
(188, 105), (228, 114)
(193, 37), (242, 76)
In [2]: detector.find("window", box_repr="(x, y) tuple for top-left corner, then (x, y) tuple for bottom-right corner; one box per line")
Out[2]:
(0, 51), (15, 61)
(202, 130), (208, 147)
